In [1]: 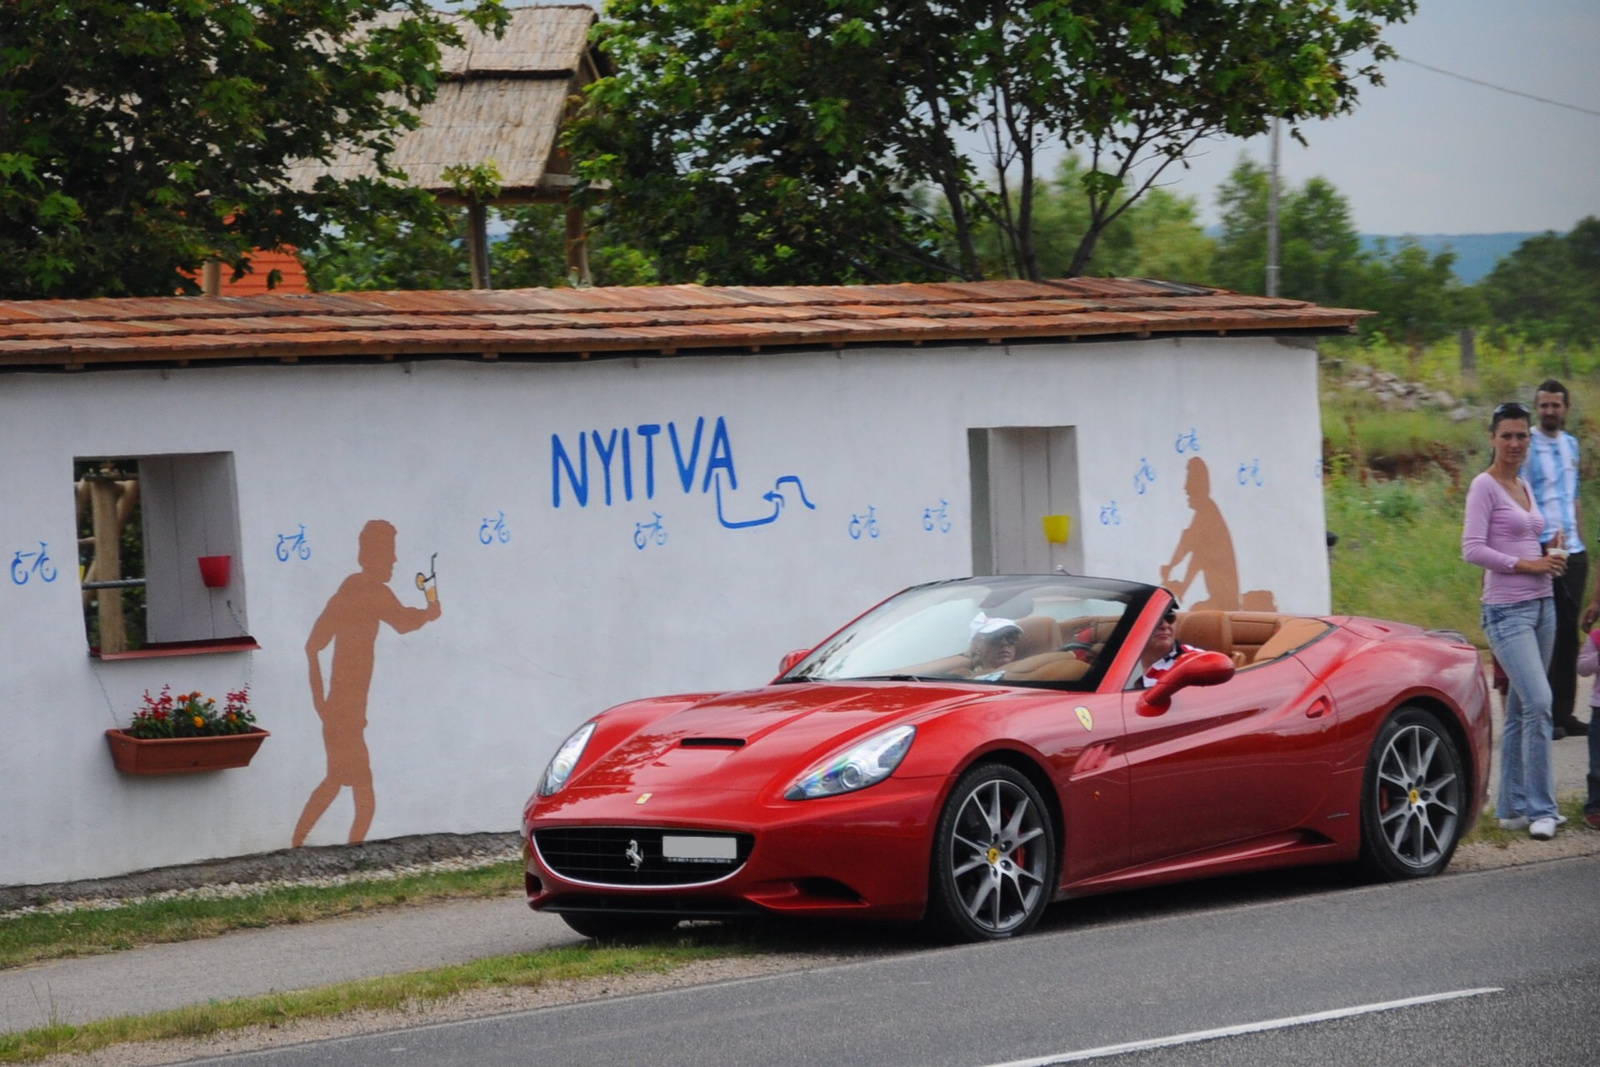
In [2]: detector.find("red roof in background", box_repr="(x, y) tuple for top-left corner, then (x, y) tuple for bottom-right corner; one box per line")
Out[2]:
(178, 250), (311, 297)
(218, 250), (310, 297)
(0, 278), (1369, 370)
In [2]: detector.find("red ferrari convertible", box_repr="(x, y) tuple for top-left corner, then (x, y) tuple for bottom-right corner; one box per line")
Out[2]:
(522, 575), (1491, 942)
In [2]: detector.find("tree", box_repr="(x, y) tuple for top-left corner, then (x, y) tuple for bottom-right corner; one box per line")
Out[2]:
(965, 154), (1215, 283)
(571, 1), (1417, 285)
(301, 200), (659, 292)
(0, 0), (507, 299)
(1478, 217), (1600, 346)
(1210, 156), (1364, 306)
(1356, 238), (1477, 350)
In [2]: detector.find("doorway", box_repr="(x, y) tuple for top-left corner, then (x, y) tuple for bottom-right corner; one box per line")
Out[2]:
(969, 427), (1083, 576)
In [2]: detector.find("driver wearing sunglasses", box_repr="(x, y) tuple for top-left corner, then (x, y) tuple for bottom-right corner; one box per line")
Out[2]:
(1135, 606), (1200, 689)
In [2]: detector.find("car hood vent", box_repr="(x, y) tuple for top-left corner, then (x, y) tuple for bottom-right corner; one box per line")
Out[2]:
(680, 737), (747, 748)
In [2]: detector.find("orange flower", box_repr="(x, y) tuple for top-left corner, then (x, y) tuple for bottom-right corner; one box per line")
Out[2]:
(193, 715), (205, 728)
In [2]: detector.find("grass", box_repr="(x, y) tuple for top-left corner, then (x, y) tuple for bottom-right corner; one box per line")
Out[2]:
(0, 939), (739, 1064)
(1320, 338), (1600, 642)
(0, 861), (523, 971)
(1461, 795), (1592, 847)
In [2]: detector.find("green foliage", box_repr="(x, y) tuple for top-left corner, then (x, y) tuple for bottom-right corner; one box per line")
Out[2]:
(1213, 156), (1366, 306)
(1324, 470), (1485, 639)
(1213, 156), (1477, 344)
(968, 155), (1216, 282)
(1479, 217), (1600, 347)
(302, 198), (660, 292)
(0, 0), (508, 299)
(571, 0), (1416, 285)
(299, 187), (471, 292)
(1355, 237), (1480, 348)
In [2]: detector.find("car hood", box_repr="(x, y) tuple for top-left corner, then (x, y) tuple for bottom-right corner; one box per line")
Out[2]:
(548, 682), (1000, 811)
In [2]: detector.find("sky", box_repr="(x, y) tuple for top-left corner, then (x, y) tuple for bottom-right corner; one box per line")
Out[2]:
(513, 0), (1598, 237)
(1052, 0), (1600, 236)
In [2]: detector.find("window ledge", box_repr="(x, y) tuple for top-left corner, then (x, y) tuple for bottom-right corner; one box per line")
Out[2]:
(90, 636), (260, 661)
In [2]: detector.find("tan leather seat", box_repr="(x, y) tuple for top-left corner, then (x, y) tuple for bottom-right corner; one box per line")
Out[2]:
(1003, 652), (1093, 682)
(1176, 610), (1231, 657)
(1228, 612), (1281, 662)
(1250, 617), (1331, 664)
(1013, 615), (1061, 659)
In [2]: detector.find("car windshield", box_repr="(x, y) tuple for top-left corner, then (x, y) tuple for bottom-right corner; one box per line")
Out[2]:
(783, 575), (1154, 689)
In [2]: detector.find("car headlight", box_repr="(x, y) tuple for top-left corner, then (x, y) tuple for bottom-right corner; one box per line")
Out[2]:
(785, 724), (916, 800)
(539, 721), (596, 797)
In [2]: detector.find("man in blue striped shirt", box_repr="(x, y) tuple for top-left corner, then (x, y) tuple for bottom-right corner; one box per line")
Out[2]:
(1523, 379), (1588, 738)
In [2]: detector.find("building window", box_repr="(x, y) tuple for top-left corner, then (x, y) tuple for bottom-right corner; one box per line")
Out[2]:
(76, 452), (253, 658)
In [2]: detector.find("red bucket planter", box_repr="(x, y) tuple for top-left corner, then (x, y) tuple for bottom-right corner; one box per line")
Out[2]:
(105, 729), (268, 775)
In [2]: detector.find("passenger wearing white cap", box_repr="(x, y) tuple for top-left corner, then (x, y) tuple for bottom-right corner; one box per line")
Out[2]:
(967, 613), (1023, 680)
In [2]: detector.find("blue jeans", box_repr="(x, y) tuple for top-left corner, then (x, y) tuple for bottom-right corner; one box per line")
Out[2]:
(1483, 597), (1558, 821)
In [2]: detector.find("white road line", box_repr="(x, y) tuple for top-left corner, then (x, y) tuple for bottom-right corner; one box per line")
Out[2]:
(985, 987), (1503, 1067)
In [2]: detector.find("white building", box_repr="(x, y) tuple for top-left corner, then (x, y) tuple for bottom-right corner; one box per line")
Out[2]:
(0, 279), (1361, 888)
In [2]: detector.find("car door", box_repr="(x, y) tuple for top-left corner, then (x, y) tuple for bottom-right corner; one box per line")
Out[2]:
(1120, 656), (1339, 869)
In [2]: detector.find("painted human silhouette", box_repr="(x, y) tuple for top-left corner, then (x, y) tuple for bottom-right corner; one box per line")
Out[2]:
(293, 520), (441, 847)
(1160, 457), (1242, 611)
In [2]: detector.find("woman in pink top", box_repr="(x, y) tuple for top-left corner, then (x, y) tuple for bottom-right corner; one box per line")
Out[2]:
(1462, 402), (1569, 840)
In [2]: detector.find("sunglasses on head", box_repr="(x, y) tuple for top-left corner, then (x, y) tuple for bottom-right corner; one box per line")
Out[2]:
(1494, 402), (1530, 419)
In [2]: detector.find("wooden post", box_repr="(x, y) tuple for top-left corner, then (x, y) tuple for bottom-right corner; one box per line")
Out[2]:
(87, 474), (125, 654)
(466, 202), (492, 289)
(201, 261), (222, 296)
(566, 202), (591, 287)
(1458, 327), (1476, 376)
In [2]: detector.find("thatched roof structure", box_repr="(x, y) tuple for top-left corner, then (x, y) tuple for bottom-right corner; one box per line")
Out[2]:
(290, 4), (603, 203)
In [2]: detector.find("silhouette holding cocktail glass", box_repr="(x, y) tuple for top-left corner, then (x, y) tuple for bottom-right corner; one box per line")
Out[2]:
(293, 521), (441, 847)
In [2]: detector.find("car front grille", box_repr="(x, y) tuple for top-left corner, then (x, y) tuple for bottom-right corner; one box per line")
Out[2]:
(533, 827), (754, 887)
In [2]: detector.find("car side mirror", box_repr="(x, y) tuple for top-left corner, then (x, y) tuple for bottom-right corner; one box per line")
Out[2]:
(1136, 651), (1235, 716)
(777, 648), (811, 676)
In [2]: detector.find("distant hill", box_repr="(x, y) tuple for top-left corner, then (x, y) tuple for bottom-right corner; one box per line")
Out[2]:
(1359, 232), (1543, 286)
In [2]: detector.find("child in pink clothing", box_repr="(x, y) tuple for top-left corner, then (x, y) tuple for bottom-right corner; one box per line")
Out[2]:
(1578, 628), (1600, 828)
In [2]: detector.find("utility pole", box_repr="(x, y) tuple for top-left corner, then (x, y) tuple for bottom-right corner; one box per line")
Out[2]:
(1266, 118), (1281, 297)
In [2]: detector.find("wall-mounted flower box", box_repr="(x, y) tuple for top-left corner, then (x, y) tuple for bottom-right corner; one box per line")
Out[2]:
(105, 685), (264, 775)
(105, 728), (269, 775)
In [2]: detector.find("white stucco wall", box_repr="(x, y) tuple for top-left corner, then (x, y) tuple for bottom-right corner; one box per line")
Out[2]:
(0, 334), (1327, 886)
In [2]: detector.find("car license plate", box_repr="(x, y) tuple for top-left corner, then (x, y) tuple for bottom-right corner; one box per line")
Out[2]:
(661, 835), (737, 862)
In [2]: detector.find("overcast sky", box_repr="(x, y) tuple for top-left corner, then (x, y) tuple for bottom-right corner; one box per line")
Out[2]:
(1153, 0), (1600, 235)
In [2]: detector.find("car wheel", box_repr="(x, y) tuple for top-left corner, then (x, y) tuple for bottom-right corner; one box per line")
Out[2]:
(558, 913), (679, 942)
(1358, 706), (1465, 880)
(927, 763), (1055, 942)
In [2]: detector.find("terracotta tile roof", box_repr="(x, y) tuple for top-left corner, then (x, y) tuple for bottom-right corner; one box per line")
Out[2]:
(0, 279), (1369, 370)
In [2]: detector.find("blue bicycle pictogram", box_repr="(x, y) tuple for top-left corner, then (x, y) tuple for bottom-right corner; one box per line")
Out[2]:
(1099, 501), (1122, 526)
(10, 541), (58, 585)
(276, 524), (311, 562)
(922, 499), (952, 533)
(479, 511), (511, 545)
(849, 506), (881, 540)
(633, 512), (668, 549)
(1134, 456), (1157, 495)
(1175, 428), (1201, 454)
(1237, 458), (1264, 487)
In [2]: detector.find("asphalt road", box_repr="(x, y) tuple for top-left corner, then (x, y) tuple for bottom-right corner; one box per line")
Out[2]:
(186, 854), (1600, 1067)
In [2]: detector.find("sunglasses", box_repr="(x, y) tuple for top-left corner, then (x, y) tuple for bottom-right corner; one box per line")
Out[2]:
(1493, 402), (1530, 419)
(1161, 611), (1177, 625)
